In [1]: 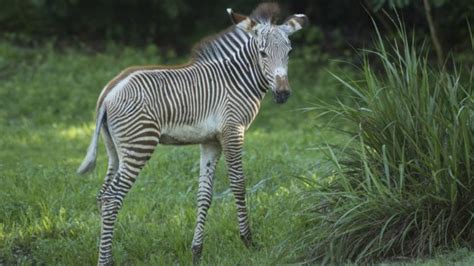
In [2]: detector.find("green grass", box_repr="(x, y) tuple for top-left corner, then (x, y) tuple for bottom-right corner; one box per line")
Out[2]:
(0, 42), (345, 264)
(0, 123), (341, 264)
(1, 40), (472, 265)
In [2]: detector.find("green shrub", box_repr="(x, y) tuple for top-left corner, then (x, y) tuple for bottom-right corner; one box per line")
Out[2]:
(292, 26), (474, 263)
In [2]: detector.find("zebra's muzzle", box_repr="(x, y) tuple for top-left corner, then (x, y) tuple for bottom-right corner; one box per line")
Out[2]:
(273, 75), (291, 104)
(273, 89), (291, 104)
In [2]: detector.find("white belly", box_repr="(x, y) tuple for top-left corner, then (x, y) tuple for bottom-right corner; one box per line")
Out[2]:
(160, 116), (220, 145)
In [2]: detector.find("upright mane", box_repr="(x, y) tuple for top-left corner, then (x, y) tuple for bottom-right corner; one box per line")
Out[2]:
(190, 2), (281, 63)
(250, 2), (280, 24)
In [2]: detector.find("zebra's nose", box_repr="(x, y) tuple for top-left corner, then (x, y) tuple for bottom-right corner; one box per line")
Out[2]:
(274, 89), (291, 104)
(274, 75), (291, 104)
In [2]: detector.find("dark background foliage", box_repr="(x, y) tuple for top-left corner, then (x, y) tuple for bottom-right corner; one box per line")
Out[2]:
(1, 0), (473, 56)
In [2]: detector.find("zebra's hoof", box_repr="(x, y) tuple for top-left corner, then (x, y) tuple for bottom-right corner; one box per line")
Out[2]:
(191, 244), (202, 265)
(240, 233), (256, 249)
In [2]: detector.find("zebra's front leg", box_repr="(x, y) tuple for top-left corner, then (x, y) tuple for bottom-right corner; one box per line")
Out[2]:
(192, 142), (222, 264)
(222, 129), (254, 248)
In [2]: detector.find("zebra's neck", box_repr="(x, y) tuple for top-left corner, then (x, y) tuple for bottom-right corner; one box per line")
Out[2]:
(192, 27), (251, 63)
(192, 27), (269, 98)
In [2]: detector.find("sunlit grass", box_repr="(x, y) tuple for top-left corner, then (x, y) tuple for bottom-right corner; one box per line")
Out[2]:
(59, 124), (95, 140)
(0, 121), (337, 264)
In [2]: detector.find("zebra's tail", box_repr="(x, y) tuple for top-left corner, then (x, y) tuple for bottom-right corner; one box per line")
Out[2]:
(77, 105), (106, 175)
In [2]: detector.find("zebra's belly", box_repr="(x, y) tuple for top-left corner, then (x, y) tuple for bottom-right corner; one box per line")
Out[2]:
(159, 118), (220, 145)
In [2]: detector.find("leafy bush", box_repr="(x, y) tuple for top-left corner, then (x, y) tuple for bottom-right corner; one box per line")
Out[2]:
(292, 26), (474, 263)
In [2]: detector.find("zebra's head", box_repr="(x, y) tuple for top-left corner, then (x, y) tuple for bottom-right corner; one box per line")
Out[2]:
(228, 3), (308, 104)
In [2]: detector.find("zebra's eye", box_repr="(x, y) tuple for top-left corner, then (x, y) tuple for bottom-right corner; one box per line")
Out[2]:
(259, 50), (268, 58)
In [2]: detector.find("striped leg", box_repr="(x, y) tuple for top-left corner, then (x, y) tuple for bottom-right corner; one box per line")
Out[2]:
(98, 164), (150, 264)
(222, 128), (253, 248)
(191, 142), (222, 264)
(96, 128), (119, 212)
(97, 129), (159, 265)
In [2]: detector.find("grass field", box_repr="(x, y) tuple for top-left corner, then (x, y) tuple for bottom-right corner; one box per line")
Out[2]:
(0, 43), (345, 264)
(0, 42), (472, 265)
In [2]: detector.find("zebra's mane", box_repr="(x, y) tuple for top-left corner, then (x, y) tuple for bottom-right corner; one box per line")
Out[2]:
(190, 26), (246, 63)
(190, 2), (281, 63)
(250, 2), (281, 24)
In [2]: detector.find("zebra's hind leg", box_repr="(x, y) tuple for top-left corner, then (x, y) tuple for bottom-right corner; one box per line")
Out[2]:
(191, 142), (222, 264)
(97, 130), (159, 265)
(96, 127), (119, 213)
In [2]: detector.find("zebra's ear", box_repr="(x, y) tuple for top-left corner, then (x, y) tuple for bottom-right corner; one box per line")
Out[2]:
(279, 14), (309, 36)
(227, 8), (259, 34)
(235, 17), (260, 34)
(227, 8), (247, 25)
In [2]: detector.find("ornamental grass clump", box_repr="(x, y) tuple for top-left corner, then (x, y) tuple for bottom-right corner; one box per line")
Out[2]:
(295, 26), (473, 264)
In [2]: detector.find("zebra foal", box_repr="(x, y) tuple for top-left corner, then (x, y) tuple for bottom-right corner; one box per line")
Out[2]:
(77, 3), (307, 265)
